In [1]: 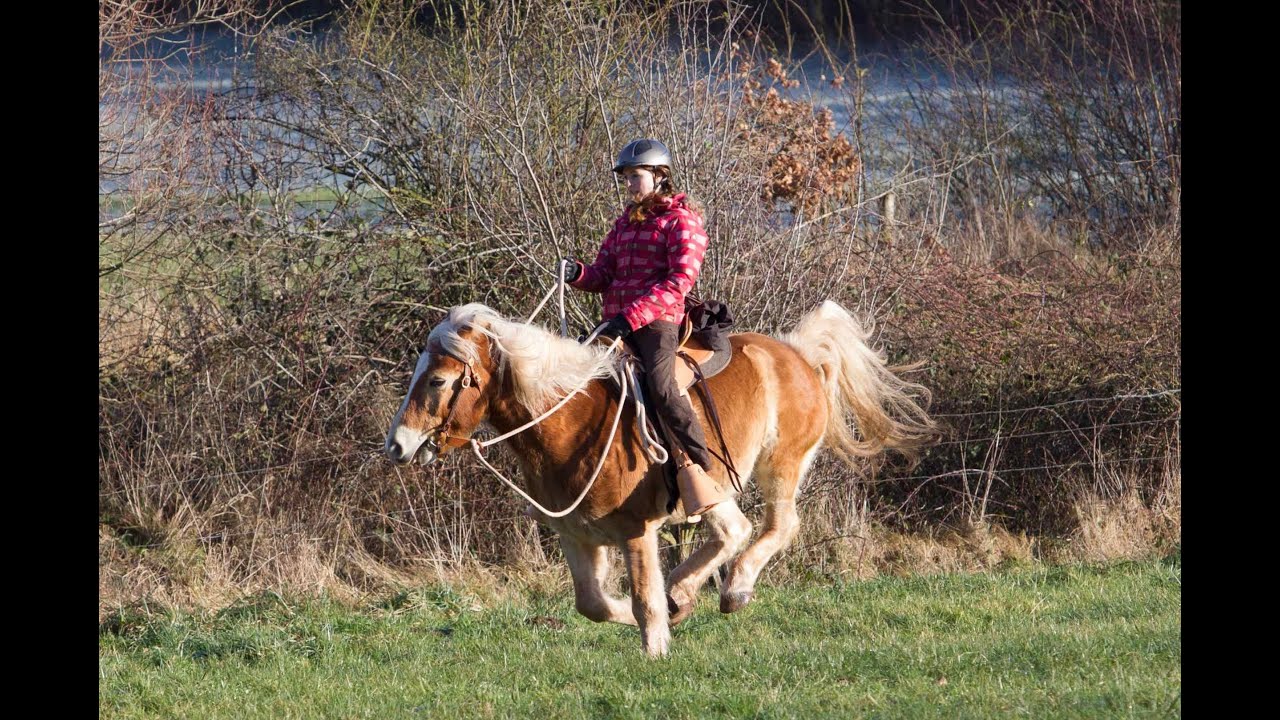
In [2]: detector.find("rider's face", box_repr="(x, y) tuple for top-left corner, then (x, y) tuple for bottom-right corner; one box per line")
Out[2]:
(621, 167), (657, 201)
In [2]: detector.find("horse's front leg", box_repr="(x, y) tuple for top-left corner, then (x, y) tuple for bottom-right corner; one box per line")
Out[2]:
(560, 536), (636, 626)
(623, 529), (671, 657)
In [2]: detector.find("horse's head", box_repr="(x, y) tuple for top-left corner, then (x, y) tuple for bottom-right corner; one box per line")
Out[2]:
(385, 309), (499, 466)
(386, 302), (618, 466)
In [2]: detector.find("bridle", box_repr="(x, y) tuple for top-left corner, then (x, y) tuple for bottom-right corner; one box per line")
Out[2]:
(423, 339), (484, 453)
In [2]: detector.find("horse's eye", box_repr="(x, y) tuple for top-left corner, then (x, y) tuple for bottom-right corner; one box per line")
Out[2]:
(430, 377), (446, 388)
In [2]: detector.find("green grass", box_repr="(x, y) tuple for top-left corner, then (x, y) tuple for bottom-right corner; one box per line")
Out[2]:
(99, 556), (1181, 719)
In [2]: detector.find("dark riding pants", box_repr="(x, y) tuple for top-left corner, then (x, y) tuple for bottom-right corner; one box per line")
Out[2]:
(627, 320), (713, 469)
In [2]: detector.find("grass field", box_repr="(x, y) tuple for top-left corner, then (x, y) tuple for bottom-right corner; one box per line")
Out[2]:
(99, 553), (1180, 719)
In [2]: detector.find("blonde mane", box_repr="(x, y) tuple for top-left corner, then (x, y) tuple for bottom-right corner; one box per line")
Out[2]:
(427, 303), (617, 412)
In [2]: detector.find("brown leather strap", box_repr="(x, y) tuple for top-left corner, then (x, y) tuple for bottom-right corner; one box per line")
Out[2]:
(427, 344), (482, 451)
(677, 351), (743, 494)
(437, 432), (474, 449)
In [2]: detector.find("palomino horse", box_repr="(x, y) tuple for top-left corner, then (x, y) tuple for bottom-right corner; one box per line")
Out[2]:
(386, 300), (936, 656)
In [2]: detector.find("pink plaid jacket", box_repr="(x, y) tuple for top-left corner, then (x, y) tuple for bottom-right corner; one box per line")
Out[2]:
(570, 194), (709, 331)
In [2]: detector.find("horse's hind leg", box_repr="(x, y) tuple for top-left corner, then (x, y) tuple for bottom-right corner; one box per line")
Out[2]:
(721, 445), (816, 613)
(665, 499), (752, 625)
(720, 499), (798, 613)
(561, 536), (636, 626)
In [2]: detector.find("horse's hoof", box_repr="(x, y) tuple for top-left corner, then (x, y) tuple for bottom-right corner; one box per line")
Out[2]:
(667, 592), (694, 627)
(720, 591), (754, 614)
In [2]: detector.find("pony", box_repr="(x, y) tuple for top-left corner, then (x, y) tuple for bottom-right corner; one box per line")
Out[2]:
(386, 300), (936, 656)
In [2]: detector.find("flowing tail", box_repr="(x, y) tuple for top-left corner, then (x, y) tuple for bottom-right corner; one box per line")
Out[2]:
(781, 300), (940, 467)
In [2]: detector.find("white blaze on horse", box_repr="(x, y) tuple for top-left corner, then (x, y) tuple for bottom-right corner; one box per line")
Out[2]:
(385, 300), (937, 657)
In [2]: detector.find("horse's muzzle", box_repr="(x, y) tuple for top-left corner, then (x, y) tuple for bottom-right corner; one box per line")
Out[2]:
(386, 440), (412, 465)
(385, 432), (437, 466)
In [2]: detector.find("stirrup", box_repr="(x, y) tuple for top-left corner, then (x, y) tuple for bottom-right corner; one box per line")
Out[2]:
(676, 463), (729, 517)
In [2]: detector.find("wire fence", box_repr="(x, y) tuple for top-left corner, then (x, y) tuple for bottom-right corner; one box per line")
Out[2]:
(101, 387), (1180, 553)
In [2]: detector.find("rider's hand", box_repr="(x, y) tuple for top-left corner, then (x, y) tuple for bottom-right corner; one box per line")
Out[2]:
(561, 258), (583, 283)
(597, 314), (632, 342)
